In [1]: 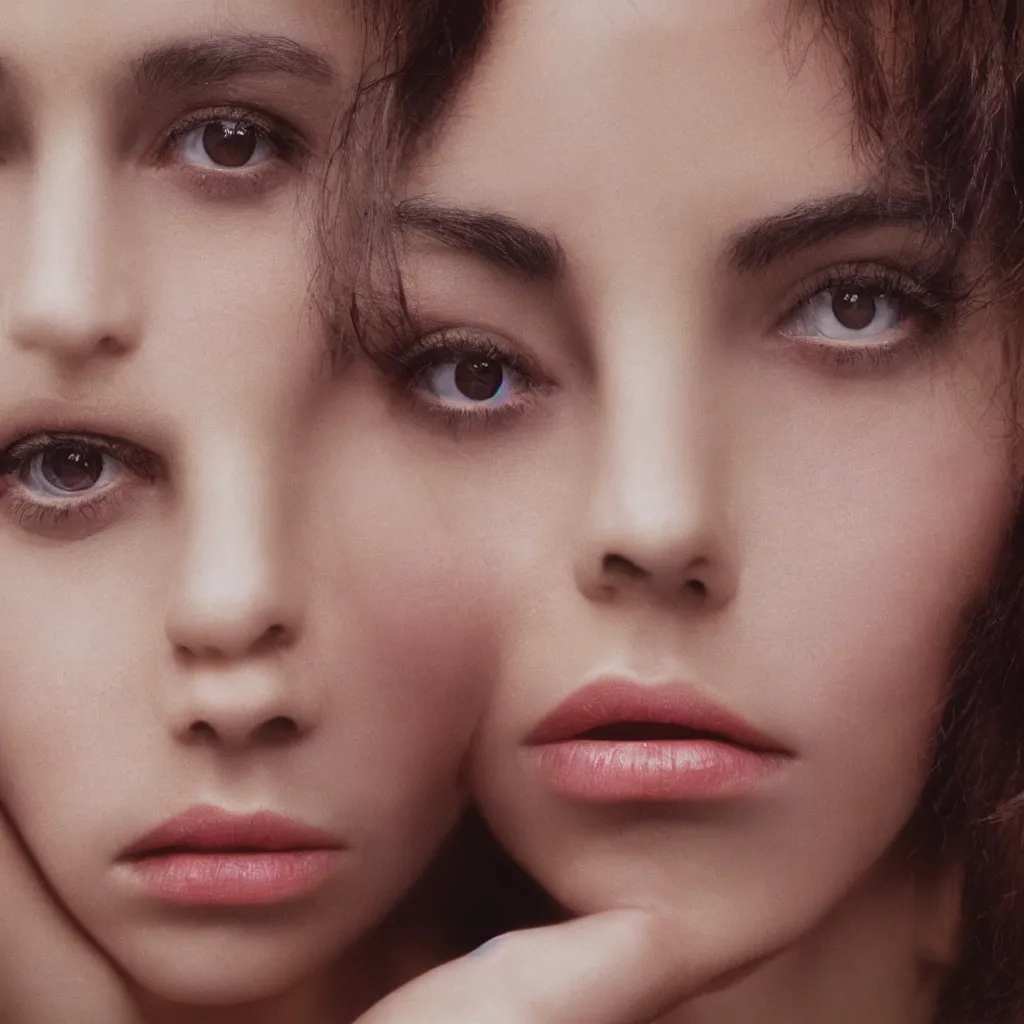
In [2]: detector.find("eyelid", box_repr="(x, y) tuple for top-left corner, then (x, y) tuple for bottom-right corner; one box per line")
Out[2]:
(376, 326), (554, 434)
(0, 432), (161, 536)
(0, 432), (161, 482)
(389, 327), (550, 385)
(776, 260), (962, 340)
(151, 104), (309, 170)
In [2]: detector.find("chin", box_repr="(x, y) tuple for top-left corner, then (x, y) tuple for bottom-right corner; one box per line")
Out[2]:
(507, 820), (915, 973)
(106, 918), (352, 1007)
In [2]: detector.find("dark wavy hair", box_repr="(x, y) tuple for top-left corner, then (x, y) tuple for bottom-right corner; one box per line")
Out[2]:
(808, 1), (1024, 281)
(315, 0), (494, 355)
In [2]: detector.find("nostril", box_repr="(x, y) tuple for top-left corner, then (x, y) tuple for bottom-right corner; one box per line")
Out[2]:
(256, 716), (299, 745)
(253, 623), (292, 655)
(96, 333), (132, 357)
(602, 553), (648, 579)
(186, 720), (218, 744)
(183, 715), (299, 747)
(685, 578), (707, 599)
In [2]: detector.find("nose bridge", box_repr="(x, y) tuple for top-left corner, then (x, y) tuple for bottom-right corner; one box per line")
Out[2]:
(166, 432), (303, 662)
(7, 116), (134, 358)
(164, 431), (314, 749)
(576, 314), (735, 605)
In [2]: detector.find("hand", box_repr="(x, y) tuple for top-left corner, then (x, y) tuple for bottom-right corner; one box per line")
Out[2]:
(0, 808), (139, 1024)
(354, 908), (728, 1024)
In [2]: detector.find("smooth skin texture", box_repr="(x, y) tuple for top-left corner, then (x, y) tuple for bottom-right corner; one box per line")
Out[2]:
(0, 0), (1017, 1022)
(0, 1), (499, 1021)
(386, 0), (1019, 1020)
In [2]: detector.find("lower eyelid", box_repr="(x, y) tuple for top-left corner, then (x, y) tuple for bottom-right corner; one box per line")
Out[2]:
(0, 478), (142, 535)
(179, 160), (297, 201)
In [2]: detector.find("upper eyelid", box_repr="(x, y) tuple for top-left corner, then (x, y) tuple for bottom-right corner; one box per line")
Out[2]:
(159, 111), (294, 149)
(404, 328), (549, 381)
(151, 105), (309, 164)
(165, 106), (283, 136)
(777, 264), (949, 326)
(1, 433), (161, 479)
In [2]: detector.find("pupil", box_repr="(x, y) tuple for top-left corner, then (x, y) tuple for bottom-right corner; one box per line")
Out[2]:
(832, 290), (877, 331)
(454, 359), (504, 401)
(41, 447), (103, 492)
(202, 121), (259, 168)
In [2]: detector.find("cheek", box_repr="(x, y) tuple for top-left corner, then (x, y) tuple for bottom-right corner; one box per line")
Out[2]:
(0, 546), (162, 846)
(736, 408), (1014, 825)
(304, 472), (508, 812)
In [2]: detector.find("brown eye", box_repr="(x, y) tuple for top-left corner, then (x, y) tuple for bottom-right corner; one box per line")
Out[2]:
(39, 446), (104, 492)
(831, 290), (877, 331)
(201, 121), (261, 167)
(177, 118), (277, 170)
(782, 284), (903, 343)
(453, 359), (506, 401)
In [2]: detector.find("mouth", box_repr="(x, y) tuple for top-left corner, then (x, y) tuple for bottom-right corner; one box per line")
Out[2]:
(120, 806), (344, 906)
(525, 679), (790, 803)
(576, 722), (738, 742)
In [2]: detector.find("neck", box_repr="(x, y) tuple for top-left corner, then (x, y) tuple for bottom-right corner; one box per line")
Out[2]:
(656, 858), (957, 1024)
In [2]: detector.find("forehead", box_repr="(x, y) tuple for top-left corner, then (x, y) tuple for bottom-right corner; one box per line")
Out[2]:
(410, 0), (866, 253)
(0, 0), (357, 88)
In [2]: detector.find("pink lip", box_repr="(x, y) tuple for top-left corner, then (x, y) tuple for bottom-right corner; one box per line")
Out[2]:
(526, 679), (790, 803)
(121, 806), (344, 906)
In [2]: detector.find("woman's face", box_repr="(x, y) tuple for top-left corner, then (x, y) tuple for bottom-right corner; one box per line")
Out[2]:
(389, 0), (1017, 984)
(0, 0), (494, 1009)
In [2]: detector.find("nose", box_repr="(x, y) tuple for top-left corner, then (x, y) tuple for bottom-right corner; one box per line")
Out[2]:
(573, 337), (737, 612)
(6, 137), (136, 360)
(164, 437), (316, 749)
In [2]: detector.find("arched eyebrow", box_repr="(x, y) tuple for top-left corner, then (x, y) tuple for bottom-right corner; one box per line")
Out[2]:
(131, 35), (336, 94)
(395, 189), (942, 282)
(395, 198), (565, 281)
(723, 190), (939, 272)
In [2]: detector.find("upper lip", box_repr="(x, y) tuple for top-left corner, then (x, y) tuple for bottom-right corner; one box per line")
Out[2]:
(122, 806), (343, 859)
(526, 678), (787, 753)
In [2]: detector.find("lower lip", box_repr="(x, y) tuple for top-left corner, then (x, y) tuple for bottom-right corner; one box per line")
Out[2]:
(532, 739), (782, 802)
(126, 850), (340, 906)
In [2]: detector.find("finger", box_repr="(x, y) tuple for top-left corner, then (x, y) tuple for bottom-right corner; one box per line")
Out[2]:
(356, 908), (720, 1024)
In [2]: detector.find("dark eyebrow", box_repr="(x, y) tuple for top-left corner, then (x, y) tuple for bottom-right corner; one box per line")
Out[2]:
(132, 35), (335, 94)
(725, 190), (938, 272)
(394, 197), (565, 281)
(396, 190), (940, 283)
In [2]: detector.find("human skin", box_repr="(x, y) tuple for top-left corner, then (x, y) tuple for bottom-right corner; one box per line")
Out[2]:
(382, 0), (1019, 1020)
(0, 1), (500, 1021)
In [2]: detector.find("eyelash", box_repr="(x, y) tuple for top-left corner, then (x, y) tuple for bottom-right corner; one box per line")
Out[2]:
(0, 432), (159, 533)
(154, 105), (308, 197)
(379, 330), (548, 436)
(776, 260), (962, 370)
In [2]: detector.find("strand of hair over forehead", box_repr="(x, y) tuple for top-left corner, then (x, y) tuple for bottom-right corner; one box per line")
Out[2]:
(317, 0), (495, 361)
(805, 0), (1024, 285)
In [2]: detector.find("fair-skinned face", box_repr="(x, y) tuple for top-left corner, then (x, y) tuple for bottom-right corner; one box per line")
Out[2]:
(0, 1), (495, 1018)
(374, 0), (1018, 1019)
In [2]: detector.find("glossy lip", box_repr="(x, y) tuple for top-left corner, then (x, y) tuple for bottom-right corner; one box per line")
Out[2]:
(120, 805), (344, 906)
(525, 679), (791, 803)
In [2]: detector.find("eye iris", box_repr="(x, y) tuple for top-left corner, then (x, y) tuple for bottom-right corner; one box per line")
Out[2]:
(832, 290), (877, 330)
(201, 121), (259, 168)
(40, 447), (103, 492)
(454, 358), (505, 401)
